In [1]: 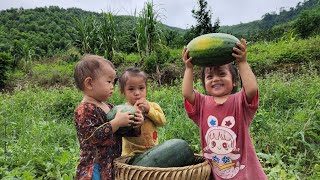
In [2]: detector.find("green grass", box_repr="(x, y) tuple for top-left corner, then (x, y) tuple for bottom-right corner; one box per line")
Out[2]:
(1, 35), (320, 179)
(0, 87), (79, 179)
(1, 65), (319, 179)
(253, 65), (320, 179)
(248, 35), (320, 73)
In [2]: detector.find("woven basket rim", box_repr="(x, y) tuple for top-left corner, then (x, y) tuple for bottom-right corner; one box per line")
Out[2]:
(113, 154), (209, 171)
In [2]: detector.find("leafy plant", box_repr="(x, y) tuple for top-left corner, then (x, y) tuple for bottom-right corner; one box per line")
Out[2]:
(99, 12), (118, 60)
(71, 15), (97, 54)
(0, 52), (12, 89)
(135, 1), (163, 58)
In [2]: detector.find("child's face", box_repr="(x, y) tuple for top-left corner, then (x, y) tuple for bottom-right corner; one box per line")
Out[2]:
(91, 63), (116, 102)
(123, 76), (147, 106)
(204, 64), (236, 97)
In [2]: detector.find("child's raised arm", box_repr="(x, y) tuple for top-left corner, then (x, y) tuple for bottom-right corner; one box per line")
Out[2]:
(232, 39), (258, 103)
(182, 48), (196, 105)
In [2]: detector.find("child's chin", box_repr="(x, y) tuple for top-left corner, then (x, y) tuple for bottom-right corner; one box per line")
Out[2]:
(207, 90), (218, 95)
(209, 92), (224, 97)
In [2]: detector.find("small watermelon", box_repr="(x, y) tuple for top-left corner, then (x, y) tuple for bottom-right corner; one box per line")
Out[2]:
(106, 104), (137, 134)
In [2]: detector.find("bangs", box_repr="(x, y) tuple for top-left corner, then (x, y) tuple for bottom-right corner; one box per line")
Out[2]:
(204, 65), (228, 75)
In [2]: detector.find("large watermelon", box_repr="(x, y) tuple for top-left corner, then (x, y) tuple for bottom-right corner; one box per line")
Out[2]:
(187, 33), (240, 66)
(130, 139), (195, 168)
(106, 104), (137, 134)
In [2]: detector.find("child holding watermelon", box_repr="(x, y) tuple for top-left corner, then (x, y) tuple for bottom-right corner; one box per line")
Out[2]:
(118, 67), (166, 156)
(73, 55), (144, 180)
(182, 38), (267, 179)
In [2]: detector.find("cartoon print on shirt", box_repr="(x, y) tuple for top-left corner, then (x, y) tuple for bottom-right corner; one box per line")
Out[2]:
(203, 115), (245, 179)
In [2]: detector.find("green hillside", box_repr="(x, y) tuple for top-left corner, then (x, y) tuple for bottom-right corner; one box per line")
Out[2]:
(0, 0), (319, 59)
(220, 0), (320, 37)
(0, 6), (184, 58)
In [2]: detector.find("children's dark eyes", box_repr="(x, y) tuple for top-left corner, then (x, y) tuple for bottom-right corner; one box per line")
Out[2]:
(107, 81), (115, 85)
(107, 77), (118, 85)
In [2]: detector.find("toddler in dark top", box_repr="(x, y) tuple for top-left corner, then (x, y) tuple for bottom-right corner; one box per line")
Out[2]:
(73, 54), (144, 180)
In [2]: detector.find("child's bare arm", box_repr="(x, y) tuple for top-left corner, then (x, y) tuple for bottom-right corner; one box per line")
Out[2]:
(232, 39), (258, 103)
(182, 48), (195, 104)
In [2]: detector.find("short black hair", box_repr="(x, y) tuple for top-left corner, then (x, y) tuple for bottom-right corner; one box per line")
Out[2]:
(74, 54), (114, 91)
(118, 67), (148, 94)
(200, 63), (239, 94)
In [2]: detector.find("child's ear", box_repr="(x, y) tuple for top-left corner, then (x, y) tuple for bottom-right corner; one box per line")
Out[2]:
(83, 77), (93, 90)
(233, 81), (238, 87)
(231, 81), (238, 94)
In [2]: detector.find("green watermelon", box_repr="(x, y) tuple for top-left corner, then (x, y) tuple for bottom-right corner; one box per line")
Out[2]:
(130, 139), (195, 168)
(106, 104), (137, 134)
(187, 33), (240, 66)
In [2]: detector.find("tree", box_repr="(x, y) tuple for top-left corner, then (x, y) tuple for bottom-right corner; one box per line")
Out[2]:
(192, 0), (219, 35)
(294, 8), (320, 38)
(185, 0), (220, 44)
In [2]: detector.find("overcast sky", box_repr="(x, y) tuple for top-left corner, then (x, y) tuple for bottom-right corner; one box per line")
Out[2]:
(0, 0), (304, 29)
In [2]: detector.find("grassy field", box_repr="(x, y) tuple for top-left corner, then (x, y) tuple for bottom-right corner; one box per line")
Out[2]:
(0, 62), (319, 179)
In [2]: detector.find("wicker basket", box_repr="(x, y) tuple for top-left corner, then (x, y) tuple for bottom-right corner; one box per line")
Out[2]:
(113, 154), (211, 180)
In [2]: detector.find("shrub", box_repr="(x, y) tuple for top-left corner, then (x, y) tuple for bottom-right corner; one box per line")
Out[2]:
(294, 8), (320, 38)
(49, 87), (82, 120)
(0, 52), (12, 89)
(31, 62), (75, 87)
(111, 51), (126, 67)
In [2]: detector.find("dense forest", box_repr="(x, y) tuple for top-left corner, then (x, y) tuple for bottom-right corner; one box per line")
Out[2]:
(0, 0), (319, 89)
(0, 0), (319, 60)
(0, 6), (183, 59)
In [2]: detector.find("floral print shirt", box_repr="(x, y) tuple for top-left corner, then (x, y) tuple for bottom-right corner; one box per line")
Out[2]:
(74, 102), (140, 180)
